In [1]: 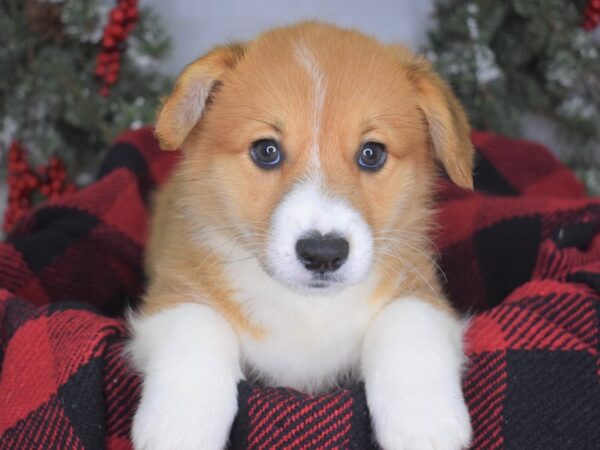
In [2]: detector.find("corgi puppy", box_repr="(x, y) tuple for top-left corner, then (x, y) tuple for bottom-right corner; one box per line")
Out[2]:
(128, 21), (474, 450)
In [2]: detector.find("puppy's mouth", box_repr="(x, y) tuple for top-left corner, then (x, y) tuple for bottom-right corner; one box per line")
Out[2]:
(260, 260), (344, 291)
(307, 273), (340, 289)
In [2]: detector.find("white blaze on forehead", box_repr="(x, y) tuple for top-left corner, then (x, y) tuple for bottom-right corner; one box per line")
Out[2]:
(295, 43), (325, 170)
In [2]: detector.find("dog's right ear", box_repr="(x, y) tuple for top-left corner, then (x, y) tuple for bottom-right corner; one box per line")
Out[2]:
(155, 43), (246, 150)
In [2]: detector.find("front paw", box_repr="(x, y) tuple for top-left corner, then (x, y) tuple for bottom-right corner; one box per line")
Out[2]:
(368, 390), (472, 450)
(132, 383), (238, 450)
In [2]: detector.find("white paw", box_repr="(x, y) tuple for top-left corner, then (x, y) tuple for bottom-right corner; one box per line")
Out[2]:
(362, 299), (472, 450)
(368, 390), (472, 450)
(127, 304), (242, 450)
(132, 381), (238, 450)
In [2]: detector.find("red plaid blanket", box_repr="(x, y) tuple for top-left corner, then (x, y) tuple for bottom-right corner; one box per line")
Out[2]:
(1, 128), (599, 449)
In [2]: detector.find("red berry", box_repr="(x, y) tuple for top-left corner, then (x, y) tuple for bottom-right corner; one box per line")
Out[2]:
(109, 52), (120, 63)
(114, 26), (127, 40)
(111, 8), (126, 23)
(103, 37), (116, 48)
(105, 25), (116, 36)
(98, 53), (112, 64)
(106, 73), (118, 85)
(109, 24), (125, 39)
(101, 86), (110, 96)
(127, 7), (139, 20)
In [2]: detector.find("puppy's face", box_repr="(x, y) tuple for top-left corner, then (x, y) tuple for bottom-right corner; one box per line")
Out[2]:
(156, 23), (473, 294)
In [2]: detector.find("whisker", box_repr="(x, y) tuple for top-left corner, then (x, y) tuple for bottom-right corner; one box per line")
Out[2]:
(376, 237), (447, 283)
(206, 238), (240, 295)
(380, 241), (439, 299)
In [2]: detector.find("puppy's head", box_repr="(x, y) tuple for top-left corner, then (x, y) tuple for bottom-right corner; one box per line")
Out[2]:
(157, 22), (473, 294)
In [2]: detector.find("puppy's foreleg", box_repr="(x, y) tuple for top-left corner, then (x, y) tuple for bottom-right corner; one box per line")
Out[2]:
(128, 302), (241, 450)
(362, 298), (471, 450)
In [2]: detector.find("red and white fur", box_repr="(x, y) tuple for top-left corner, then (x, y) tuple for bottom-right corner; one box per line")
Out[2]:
(128, 22), (474, 450)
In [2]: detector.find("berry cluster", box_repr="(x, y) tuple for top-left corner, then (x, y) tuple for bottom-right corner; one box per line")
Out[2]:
(584, 0), (600, 31)
(94, 0), (139, 96)
(4, 141), (76, 233)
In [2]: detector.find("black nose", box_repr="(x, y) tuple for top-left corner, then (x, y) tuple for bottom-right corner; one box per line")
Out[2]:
(296, 232), (349, 273)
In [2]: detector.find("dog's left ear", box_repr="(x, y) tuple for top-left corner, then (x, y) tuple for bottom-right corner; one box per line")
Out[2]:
(155, 43), (246, 150)
(394, 47), (474, 189)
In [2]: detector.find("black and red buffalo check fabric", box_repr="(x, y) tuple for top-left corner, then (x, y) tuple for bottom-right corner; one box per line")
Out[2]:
(1, 128), (599, 449)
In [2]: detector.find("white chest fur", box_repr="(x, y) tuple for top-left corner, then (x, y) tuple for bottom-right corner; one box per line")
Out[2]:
(223, 248), (383, 394)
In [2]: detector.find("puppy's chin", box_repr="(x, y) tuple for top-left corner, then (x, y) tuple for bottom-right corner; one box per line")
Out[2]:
(288, 278), (349, 296)
(275, 276), (353, 297)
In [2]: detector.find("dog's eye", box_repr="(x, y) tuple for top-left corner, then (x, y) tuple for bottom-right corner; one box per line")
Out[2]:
(250, 139), (283, 169)
(357, 142), (387, 171)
